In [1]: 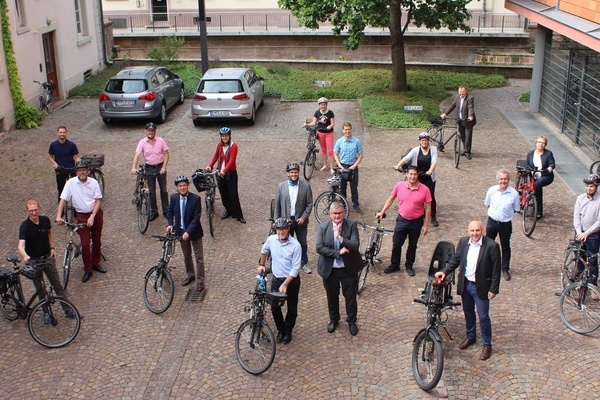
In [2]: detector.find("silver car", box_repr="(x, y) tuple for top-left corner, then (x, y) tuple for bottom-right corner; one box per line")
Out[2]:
(191, 68), (264, 126)
(99, 66), (184, 124)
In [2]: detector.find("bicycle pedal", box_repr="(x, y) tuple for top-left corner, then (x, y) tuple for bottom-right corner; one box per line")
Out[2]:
(315, 149), (320, 153)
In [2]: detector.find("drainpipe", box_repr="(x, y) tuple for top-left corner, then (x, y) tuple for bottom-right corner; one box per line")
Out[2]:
(98, 0), (113, 66)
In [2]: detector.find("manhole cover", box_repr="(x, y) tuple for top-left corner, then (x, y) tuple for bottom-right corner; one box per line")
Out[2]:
(185, 288), (207, 302)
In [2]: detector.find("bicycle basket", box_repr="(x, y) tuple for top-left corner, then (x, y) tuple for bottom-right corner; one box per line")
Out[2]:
(81, 154), (105, 168)
(0, 267), (11, 294)
(192, 169), (213, 192)
(265, 291), (288, 308)
(427, 113), (444, 126)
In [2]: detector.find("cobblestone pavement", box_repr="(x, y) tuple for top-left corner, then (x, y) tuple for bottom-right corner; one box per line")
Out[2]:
(0, 79), (597, 399)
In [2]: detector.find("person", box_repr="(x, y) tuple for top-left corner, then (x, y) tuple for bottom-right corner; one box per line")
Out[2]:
(18, 199), (79, 318)
(274, 162), (314, 274)
(206, 127), (246, 224)
(484, 168), (520, 282)
(48, 125), (81, 202)
(441, 85), (476, 159)
(376, 165), (431, 277)
(526, 135), (555, 219)
(434, 220), (501, 361)
(167, 175), (206, 292)
(56, 161), (105, 283)
(394, 132), (438, 226)
(257, 218), (301, 344)
(573, 174), (600, 288)
(304, 97), (335, 173)
(131, 122), (170, 221)
(316, 201), (362, 336)
(334, 122), (364, 214)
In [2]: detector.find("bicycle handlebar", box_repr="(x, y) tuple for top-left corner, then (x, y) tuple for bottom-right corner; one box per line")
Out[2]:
(59, 221), (87, 231)
(152, 233), (181, 242)
(393, 166), (427, 177)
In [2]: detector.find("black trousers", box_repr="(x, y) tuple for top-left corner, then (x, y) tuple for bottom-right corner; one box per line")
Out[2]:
(486, 218), (512, 271)
(322, 267), (358, 324)
(217, 171), (244, 219)
(271, 276), (300, 334)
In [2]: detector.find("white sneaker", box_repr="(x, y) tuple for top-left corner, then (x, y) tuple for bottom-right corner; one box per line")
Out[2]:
(301, 264), (312, 274)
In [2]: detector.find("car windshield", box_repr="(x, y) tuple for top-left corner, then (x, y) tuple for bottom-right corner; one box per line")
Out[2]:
(200, 80), (243, 94)
(106, 79), (147, 94)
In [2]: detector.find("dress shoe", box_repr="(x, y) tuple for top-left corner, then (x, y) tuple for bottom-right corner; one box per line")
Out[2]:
(406, 267), (416, 277)
(502, 270), (511, 281)
(237, 218), (247, 224)
(149, 214), (159, 221)
(459, 337), (476, 349)
(354, 206), (363, 214)
(384, 265), (400, 274)
(92, 265), (107, 273)
(82, 271), (92, 283)
(466, 152), (472, 160)
(196, 279), (205, 292)
(283, 332), (292, 344)
(181, 276), (195, 286)
(431, 218), (439, 227)
(480, 346), (492, 360)
(327, 321), (338, 333)
(349, 322), (359, 336)
(220, 211), (230, 219)
(277, 331), (285, 343)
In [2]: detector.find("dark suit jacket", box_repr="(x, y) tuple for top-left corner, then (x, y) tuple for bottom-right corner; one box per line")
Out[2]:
(442, 236), (501, 300)
(444, 94), (477, 127)
(526, 149), (555, 178)
(316, 218), (362, 279)
(167, 192), (203, 241)
(274, 180), (313, 222)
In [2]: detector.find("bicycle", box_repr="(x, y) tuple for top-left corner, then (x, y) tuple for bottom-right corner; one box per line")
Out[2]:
(59, 221), (86, 290)
(192, 168), (219, 237)
(560, 239), (587, 291)
(589, 159), (600, 175)
(235, 272), (287, 375)
(133, 164), (156, 234)
(313, 166), (351, 224)
(558, 249), (600, 334)
(0, 255), (81, 348)
(82, 154), (105, 195)
(514, 160), (543, 237)
(143, 233), (180, 314)
(426, 114), (464, 168)
(356, 214), (393, 294)
(33, 80), (54, 114)
(301, 124), (319, 181)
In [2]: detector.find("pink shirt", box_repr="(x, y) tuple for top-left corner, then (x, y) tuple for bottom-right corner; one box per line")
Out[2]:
(135, 136), (169, 166)
(391, 181), (432, 220)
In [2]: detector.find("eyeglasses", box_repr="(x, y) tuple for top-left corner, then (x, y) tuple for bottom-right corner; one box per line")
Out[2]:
(536, 141), (547, 145)
(330, 211), (345, 215)
(27, 209), (40, 213)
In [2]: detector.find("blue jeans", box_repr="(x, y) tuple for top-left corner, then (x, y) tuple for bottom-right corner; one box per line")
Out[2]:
(390, 215), (424, 269)
(576, 232), (599, 286)
(339, 166), (359, 208)
(290, 223), (308, 266)
(462, 279), (492, 348)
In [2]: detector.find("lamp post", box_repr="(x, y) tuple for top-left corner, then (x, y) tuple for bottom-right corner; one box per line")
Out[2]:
(198, 0), (209, 74)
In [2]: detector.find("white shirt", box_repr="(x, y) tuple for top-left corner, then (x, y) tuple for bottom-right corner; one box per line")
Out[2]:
(61, 176), (102, 213)
(465, 237), (482, 282)
(533, 152), (543, 179)
(288, 183), (299, 217)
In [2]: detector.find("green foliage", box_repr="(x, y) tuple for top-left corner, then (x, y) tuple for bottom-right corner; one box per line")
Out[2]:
(519, 91), (531, 102)
(0, 0), (42, 129)
(147, 36), (185, 63)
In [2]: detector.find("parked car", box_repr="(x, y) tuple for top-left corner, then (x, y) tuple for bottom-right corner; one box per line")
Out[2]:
(99, 66), (184, 124)
(191, 68), (264, 126)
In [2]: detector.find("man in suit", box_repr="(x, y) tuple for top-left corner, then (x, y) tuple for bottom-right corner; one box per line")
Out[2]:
(435, 220), (501, 361)
(441, 85), (476, 159)
(316, 201), (362, 336)
(274, 162), (313, 274)
(167, 175), (206, 292)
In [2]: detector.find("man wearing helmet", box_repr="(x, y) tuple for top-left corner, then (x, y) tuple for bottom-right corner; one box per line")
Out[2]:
(274, 162), (314, 274)
(131, 122), (170, 221)
(167, 175), (206, 292)
(257, 217), (301, 344)
(573, 174), (600, 288)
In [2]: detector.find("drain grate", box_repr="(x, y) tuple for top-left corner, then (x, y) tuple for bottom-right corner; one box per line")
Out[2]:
(185, 288), (207, 302)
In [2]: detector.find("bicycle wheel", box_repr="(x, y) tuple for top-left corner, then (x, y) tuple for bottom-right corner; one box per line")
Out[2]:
(522, 194), (537, 237)
(559, 282), (600, 334)
(453, 133), (461, 168)
(206, 195), (215, 237)
(357, 257), (369, 294)
(46, 95), (54, 114)
(235, 318), (276, 375)
(412, 330), (444, 391)
(0, 291), (19, 321)
(590, 160), (600, 175)
(427, 126), (444, 151)
(313, 191), (350, 224)
(138, 190), (151, 234)
(89, 170), (105, 195)
(38, 96), (45, 111)
(303, 149), (317, 181)
(62, 244), (73, 290)
(143, 266), (175, 314)
(29, 298), (81, 348)
(561, 248), (578, 290)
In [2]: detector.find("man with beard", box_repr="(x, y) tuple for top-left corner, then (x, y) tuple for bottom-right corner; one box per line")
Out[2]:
(48, 125), (80, 202)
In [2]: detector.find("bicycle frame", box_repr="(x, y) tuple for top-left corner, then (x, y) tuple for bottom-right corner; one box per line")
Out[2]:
(3, 260), (55, 318)
(516, 169), (535, 208)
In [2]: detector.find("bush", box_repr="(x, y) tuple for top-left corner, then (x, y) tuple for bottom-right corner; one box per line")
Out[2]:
(148, 36), (185, 63)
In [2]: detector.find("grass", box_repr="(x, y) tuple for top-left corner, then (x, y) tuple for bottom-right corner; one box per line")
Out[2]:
(68, 61), (507, 128)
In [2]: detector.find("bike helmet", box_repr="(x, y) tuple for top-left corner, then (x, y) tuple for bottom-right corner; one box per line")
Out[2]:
(20, 264), (43, 280)
(146, 122), (157, 131)
(219, 127), (231, 135)
(317, 97), (328, 104)
(583, 174), (600, 185)
(273, 217), (290, 229)
(74, 160), (89, 170)
(418, 132), (431, 140)
(174, 175), (190, 185)
(286, 162), (300, 172)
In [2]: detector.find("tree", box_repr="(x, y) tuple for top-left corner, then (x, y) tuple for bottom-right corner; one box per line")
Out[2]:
(278, 0), (472, 92)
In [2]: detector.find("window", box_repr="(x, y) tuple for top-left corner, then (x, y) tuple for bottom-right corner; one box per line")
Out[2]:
(74, 0), (88, 38)
(14, 0), (28, 30)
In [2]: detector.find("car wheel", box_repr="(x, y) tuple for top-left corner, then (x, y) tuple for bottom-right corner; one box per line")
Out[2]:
(102, 118), (112, 124)
(193, 119), (202, 127)
(247, 104), (256, 126)
(157, 103), (167, 124)
(177, 87), (185, 105)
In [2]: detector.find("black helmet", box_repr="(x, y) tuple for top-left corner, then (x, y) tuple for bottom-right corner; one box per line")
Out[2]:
(286, 163), (300, 172)
(74, 160), (89, 170)
(418, 132), (431, 140)
(20, 264), (43, 280)
(583, 174), (600, 185)
(146, 122), (157, 131)
(174, 175), (189, 185)
(219, 127), (231, 135)
(273, 217), (290, 229)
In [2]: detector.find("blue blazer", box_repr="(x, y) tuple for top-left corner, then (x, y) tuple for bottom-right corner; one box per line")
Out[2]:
(526, 149), (555, 177)
(167, 192), (203, 241)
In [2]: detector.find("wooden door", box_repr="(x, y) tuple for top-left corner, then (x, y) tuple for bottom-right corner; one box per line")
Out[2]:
(42, 31), (59, 100)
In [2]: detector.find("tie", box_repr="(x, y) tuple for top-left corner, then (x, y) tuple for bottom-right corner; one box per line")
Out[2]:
(180, 196), (187, 230)
(334, 233), (343, 264)
(459, 97), (464, 119)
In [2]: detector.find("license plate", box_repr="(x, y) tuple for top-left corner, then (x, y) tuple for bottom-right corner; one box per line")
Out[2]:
(114, 100), (135, 106)
(210, 110), (228, 116)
